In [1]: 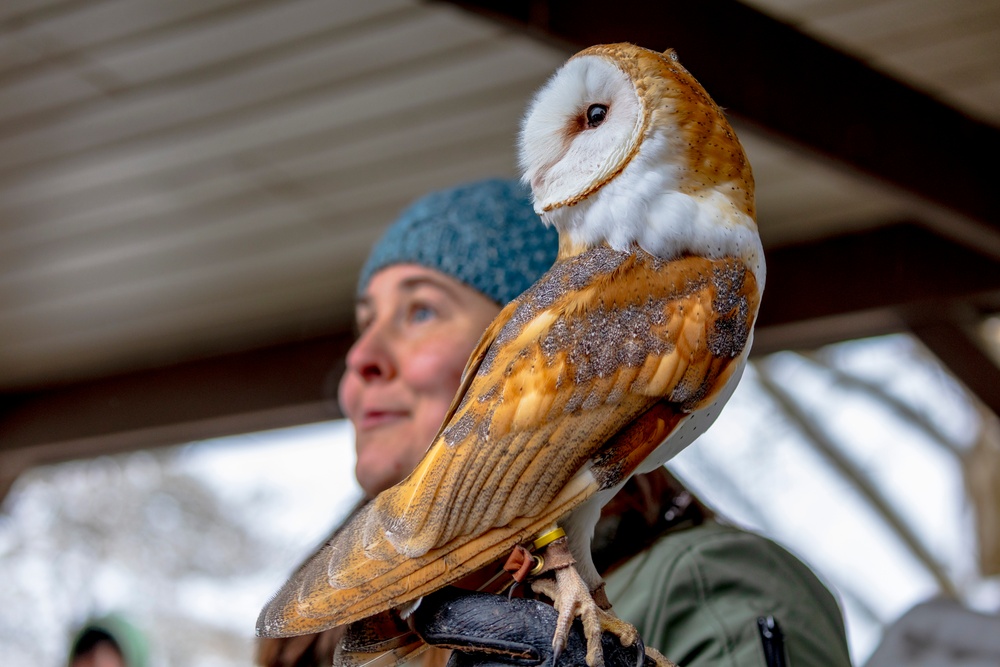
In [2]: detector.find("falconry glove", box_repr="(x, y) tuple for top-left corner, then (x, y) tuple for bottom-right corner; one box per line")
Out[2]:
(412, 588), (660, 667)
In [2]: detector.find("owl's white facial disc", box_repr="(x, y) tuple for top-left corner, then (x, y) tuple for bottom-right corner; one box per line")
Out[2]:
(519, 55), (643, 215)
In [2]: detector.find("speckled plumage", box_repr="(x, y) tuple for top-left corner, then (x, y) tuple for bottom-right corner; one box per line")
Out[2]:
(258, 43), (764, 667)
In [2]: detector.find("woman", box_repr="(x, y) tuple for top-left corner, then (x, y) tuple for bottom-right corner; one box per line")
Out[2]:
(258, 178), (851, 667)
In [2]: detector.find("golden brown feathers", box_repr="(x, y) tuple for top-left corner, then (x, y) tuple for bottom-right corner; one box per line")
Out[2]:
(258, 244), (759, 637)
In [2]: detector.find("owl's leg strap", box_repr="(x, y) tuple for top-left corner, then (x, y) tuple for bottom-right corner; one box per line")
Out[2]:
(502, 528), (574, 599)
(502, 545), (545, 585)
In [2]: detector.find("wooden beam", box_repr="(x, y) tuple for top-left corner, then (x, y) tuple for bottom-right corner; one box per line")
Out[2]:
(907, 315), (1000, 419)
(443, 0), (1000, 243)
(752, 223), (1000, 353)
(0, 331), (352, 494)
(758, 223), (1000, 324)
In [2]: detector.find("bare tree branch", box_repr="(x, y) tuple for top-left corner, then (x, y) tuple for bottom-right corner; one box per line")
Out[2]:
(798, 351), (962, 457)
(754, 358), (959, 599)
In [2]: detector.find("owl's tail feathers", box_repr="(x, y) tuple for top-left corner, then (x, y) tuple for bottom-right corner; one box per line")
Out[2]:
(333, 610), (430, 667)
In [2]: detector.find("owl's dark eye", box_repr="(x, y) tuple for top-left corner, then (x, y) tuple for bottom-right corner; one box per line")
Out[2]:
(586, 103), (608, 128)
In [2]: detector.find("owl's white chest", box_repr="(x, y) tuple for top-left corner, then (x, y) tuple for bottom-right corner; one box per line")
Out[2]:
(541, 141), (765, 286)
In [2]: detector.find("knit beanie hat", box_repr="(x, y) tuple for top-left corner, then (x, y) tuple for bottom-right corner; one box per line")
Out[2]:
(358, 178), (559, 307)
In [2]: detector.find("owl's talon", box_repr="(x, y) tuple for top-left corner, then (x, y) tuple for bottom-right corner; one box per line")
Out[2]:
(531, 566), (639, 667)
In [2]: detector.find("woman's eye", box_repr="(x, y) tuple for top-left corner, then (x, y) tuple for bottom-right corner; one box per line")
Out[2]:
(408, 305), (436, 324)
(354, 313), (373, 334)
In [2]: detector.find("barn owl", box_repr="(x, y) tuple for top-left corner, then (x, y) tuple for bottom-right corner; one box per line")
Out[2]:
(257, 43), (764, 667)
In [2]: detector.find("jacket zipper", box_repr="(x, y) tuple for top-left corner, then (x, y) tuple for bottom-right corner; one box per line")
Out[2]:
(757, 616), (787, 667)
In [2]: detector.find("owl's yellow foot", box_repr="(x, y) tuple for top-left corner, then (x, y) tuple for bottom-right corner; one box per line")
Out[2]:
(531, 565), (638, 667)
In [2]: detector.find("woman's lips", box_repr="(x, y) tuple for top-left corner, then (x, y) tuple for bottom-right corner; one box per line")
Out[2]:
(359, 410), (408, 430)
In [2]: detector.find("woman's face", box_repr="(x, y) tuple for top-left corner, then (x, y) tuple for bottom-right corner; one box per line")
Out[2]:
(339, 264), (501, 497)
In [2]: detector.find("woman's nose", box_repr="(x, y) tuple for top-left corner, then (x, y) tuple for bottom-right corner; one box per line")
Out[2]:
(345, 323), (395, 382)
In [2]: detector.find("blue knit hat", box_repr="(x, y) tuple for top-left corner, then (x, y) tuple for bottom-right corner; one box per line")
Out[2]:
(358, 178), (559, 307)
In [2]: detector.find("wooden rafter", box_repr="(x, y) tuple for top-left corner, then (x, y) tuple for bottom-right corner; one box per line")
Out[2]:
(0, 332), (353, 499)
(754, 222), (1000, 349)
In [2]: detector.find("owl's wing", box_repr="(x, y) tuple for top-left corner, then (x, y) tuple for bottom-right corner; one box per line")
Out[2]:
(258, 248), (759, 638)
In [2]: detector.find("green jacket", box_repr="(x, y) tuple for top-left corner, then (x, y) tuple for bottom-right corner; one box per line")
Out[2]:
(605, 520), (852, 667)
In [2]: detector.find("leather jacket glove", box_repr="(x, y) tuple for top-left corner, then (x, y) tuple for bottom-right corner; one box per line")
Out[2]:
(411, 587), (654, 667)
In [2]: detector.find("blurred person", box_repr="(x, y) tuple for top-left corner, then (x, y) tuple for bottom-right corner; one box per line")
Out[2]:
(257, 178), (851, 667)
(67, 613), (148, 667)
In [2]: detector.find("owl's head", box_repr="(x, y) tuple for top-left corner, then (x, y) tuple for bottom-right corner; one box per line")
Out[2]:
(519, 43), (754, 230)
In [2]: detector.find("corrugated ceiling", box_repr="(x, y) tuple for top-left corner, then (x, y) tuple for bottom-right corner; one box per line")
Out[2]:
(0, 0), (997, 399)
